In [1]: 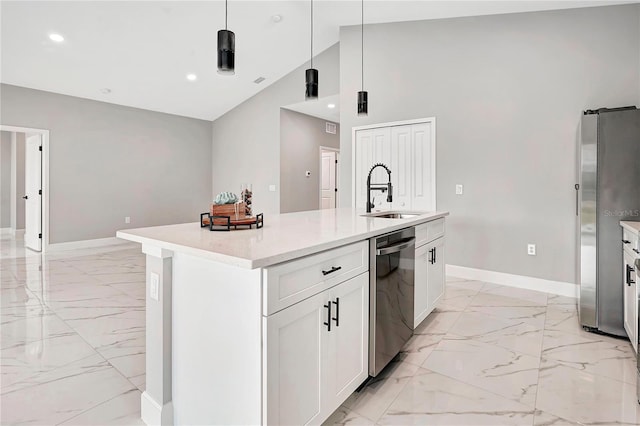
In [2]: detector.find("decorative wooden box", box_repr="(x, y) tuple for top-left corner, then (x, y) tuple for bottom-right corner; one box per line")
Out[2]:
(210, 202), (246, 219)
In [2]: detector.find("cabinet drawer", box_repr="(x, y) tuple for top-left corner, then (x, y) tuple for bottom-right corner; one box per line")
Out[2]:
(415, 218), (445, 247)
(622, 228), (639, 257)
(263, 241), (368, 315)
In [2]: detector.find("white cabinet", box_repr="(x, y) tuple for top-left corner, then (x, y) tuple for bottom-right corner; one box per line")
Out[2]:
(414, 220), (446, 329)
(264, 272), (369, 425)
(354, 120), (435, 212)
(623, 249), (637, 353)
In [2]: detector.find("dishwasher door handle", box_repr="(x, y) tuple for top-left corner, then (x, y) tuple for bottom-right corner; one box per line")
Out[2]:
(376, 237), (416, 256)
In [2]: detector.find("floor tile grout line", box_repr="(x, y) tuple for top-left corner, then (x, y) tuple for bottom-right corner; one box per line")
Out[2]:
(54, 387), (141, 426)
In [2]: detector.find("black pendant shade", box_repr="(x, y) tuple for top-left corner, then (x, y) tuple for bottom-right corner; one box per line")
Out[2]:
(217, 29), (235, 75)
(358, 91), (368, 115)
(305, 68), (318, 100)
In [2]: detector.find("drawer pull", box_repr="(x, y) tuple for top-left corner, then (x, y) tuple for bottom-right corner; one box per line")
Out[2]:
(633, 249), (640, 254)
(322, 266), (342, 276)
(429, 248), (435, 264)
(332, 297), (340, 327)
(323, 302), (332, 332)
(623, 240), (631, 244)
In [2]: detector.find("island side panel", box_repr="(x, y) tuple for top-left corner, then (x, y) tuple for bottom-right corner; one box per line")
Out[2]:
(171, 252), (263, 425)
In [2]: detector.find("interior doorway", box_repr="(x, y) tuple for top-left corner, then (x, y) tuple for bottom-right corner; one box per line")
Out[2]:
(0, 125), (49, 252)
(320, 147), (339, 209)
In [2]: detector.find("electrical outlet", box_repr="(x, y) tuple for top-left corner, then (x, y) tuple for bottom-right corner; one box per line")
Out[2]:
(527, 244), (536, 256)
(125, 216), (131, 224)
(456, 184), (464, 195)
(150, 273), (159, 301)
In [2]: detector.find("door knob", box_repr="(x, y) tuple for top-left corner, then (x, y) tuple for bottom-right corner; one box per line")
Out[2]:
(22, 195), (28, 200)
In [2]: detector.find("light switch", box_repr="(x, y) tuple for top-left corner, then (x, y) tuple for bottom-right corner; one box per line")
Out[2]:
(150, 273), (159, 301)
(269, 184), (276, 192)
(456, 184), (463, 195)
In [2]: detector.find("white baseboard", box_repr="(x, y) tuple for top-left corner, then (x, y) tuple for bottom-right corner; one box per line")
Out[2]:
(446, 264), (578, 298)
(14, 229), (25, 238)
(0, 228), (12, 236)
(48, 237), (134, 252)
(141, 391), (173, 426)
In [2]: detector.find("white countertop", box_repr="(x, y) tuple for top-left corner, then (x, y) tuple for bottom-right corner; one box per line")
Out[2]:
(621, 221), (640, 234)
(117, 208), (449, 269)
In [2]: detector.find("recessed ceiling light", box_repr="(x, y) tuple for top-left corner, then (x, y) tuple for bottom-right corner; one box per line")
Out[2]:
(49, 33), (64, 43)
(272, 15), (282, 23)
(186, 73), (197, 81)
(327, 103), (336, 109)
(100, 88), (111, 94)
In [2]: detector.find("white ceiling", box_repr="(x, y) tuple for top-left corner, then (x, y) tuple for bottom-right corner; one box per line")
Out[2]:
(1, 1), (634, 121)
(284, 94), (340, 122)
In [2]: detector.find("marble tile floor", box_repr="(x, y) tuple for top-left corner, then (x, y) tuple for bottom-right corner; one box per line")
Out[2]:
(2, 235), (639, 425)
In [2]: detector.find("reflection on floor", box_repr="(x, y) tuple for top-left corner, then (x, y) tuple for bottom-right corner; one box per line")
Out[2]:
(2, 235), (638, 425)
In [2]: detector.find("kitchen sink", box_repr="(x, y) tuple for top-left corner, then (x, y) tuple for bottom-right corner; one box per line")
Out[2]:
(361, 212), (423, 219)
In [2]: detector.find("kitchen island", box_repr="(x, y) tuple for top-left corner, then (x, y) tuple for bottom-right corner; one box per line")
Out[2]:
(117, 208), (448, 425)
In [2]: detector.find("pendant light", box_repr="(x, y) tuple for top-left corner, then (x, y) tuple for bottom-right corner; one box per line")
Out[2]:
(305, 0), (318, 100)
(357, 0), (368, 115)
(218, 0), (235, 75)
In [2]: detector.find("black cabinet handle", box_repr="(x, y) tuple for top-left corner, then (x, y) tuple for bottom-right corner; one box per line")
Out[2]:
(22, 195), (28, 200)
(434, 247), (437, 264)
(332, 298), (340, 327)
(623, 240), (631, 244)
(323, 302), (332, 331)
(626, 265), (636, 286)
(633, 249), (640, 254)
(575, 184), (579, 216)
(322, 266), (342, 276)
(429, 248), (435, 264)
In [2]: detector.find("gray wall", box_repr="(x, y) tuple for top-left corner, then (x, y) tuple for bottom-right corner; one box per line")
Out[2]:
(280, 109), (340, 213)
(0, 84), (213, 244)
(212, 44), (340, 215)
(14, 133), (25, 230)
(0, 131), (10, 228)
(339, 4), (640, 284)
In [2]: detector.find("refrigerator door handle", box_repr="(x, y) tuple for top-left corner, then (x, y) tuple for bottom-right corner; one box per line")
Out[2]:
(575, 184), (580, 216)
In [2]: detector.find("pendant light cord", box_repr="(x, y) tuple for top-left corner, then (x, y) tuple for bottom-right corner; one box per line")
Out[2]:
(310, 0), (314, 69)
(225, 0), (228, 30)
(361, 0), (364, 91)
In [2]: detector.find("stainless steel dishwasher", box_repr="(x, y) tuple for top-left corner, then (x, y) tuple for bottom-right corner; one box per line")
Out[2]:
(369, 227), (416, 376)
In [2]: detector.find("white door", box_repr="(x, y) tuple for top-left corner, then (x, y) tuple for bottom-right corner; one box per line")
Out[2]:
(24, 134), (42, 251)
(264, 289), (328, 426)
(414, 244), (430, 328)
(326, 273), (368, 412)
(411, 123), (436, 211)
(391, 125), (413, 210)
(321, 151), (337, 209)
(354, 127), (391, 211)
(427, 237), (445, 312)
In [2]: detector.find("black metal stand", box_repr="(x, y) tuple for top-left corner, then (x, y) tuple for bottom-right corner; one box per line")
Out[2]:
(200, 213), (264, 232)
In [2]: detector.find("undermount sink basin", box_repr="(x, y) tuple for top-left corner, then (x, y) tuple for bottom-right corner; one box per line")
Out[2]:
(361, 211), (423, 219)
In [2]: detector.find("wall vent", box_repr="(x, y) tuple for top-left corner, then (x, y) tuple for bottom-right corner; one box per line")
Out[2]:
(326, 122), (337, 134)
(253, 77), (266, 84)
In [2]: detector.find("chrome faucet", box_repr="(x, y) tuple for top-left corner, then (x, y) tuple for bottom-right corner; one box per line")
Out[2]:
(366, 163), (393, 213)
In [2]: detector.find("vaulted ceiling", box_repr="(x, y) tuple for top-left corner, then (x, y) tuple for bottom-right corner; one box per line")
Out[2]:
(1, 1), (633, 121)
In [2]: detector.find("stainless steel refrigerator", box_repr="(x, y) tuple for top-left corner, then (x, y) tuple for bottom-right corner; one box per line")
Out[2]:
(578, 106), (640, 337)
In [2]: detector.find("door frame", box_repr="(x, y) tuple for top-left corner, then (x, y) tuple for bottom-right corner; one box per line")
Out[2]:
(0, 125), (50, 252)
(319, 146), (340, 209)
(351, 117), (436, 210)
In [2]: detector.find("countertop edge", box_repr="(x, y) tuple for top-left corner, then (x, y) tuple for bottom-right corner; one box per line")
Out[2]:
(117, 211), (449, 269)
(620, 220), (640, 234)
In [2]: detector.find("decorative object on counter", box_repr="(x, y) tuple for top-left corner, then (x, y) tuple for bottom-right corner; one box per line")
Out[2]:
(357, 0), (368, 116)
(200, 212), (263, 231)
(241, 184), (253, 216)
(211, 202), (246, 219)
(217, 0), (235, 75)
(214, 191), (238, 205)
(305, 0), (318, 100)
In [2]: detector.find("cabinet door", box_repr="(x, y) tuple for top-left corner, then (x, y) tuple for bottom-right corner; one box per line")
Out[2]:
(264, 290), (329, 426)
(411, 122), (435, 211)
(354, 127), (391, 211)
(414, 244), (430, 328)
(623, 251), (637, 352)
(326, 273), (369, 413)
(427, 237), (445, 312)
(391, 125), (413, 210)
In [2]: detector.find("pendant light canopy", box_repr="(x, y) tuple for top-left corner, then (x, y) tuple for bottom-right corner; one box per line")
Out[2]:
(305, 0), (318, 100)
(357, 0), (368, 115)
(218, 0), (235, 75)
